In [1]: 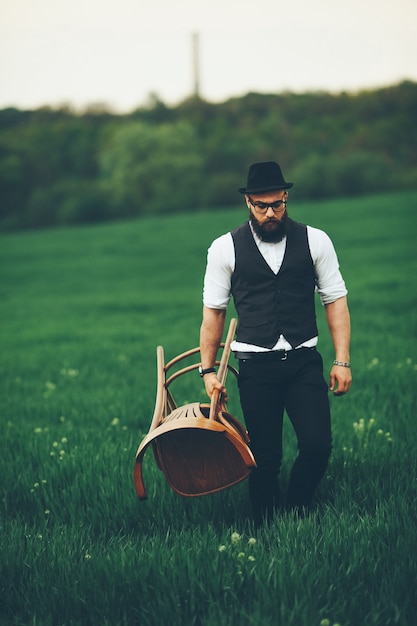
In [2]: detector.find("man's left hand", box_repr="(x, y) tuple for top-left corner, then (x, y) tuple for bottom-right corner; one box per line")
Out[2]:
(329, 364), (352, 396)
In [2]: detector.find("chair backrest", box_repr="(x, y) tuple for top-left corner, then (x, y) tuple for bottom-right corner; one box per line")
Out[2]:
(151, 319), (238, 429)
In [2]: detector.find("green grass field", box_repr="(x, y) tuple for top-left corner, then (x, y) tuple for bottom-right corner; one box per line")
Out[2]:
(1, 191), (417, 626)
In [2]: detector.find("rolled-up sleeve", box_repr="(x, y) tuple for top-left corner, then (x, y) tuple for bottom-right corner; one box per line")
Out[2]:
(203, 233), (235, 309)
(308, 226), (348, 305)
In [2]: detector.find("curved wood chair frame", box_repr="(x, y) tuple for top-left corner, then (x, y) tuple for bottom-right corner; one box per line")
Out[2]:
(134, 318), (256, 500)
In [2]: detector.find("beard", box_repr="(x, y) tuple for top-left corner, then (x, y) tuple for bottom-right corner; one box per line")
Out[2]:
(249, 209), (289, 243)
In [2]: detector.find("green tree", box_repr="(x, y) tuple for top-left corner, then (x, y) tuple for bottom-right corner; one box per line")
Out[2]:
(0, 151), (26, 228)
(24, 179), (112, 228)
(99, 121), (204, 216)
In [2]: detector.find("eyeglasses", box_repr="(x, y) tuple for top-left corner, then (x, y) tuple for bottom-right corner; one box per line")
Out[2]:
(248, 196), (287, 214)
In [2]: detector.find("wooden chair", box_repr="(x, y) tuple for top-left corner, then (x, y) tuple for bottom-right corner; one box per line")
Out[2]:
(134, 318), (256, 500)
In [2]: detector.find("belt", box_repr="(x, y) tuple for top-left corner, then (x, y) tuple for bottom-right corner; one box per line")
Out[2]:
(234, 347), (316, 362)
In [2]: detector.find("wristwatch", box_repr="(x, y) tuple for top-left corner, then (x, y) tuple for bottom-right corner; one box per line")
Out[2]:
(198, 366), (216, 378)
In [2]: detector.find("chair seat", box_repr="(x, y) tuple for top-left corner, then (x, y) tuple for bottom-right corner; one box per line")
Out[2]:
(134, 404), (255, 499)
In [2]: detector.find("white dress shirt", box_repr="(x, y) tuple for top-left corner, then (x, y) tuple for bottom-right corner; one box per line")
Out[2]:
(203, 222), (348, 352)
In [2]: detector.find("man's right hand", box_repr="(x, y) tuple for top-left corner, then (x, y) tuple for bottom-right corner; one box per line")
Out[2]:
(203, 372), (228, 402)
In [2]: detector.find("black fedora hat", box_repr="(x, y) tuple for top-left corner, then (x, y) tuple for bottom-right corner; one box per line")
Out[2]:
(238, 161), (294, 194)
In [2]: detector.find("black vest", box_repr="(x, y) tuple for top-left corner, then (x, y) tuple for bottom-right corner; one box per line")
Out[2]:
(231, 219), (318, 349)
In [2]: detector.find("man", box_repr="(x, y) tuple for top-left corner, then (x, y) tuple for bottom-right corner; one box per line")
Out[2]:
(199, 161), (351, 527)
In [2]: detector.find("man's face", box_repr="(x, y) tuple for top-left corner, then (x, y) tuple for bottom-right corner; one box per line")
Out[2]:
(246, 191), (289, 243)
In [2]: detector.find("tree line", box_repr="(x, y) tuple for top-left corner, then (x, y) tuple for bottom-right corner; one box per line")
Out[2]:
(0, 81), (416, 230)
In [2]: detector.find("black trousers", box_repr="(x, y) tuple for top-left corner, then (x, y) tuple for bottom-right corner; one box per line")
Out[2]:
(237, 348), (332, 526)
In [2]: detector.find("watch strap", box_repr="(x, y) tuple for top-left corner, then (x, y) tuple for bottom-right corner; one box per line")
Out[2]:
(199, 366), (216, 377)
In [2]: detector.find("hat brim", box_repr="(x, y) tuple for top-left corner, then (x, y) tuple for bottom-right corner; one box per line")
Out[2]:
(238, 182), (294, 194)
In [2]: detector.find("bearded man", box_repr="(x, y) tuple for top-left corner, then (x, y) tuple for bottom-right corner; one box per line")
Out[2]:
(199, 161), (352, 527)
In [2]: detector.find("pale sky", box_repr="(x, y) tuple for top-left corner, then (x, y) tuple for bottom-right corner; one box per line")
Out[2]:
(1, 0), (416, 112)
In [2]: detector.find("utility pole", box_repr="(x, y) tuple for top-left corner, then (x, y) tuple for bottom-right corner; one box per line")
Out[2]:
(192, 32), (200, 98)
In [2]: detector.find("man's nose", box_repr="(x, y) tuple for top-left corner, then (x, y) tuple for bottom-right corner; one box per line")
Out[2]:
(266, 206), (276, 217)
